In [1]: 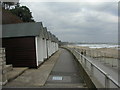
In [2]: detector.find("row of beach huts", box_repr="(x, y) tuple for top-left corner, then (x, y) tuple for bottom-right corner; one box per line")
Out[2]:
(2, 22), (60, 68)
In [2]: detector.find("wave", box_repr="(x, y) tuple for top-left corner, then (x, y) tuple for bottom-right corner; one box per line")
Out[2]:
(75, 44), (119, 49)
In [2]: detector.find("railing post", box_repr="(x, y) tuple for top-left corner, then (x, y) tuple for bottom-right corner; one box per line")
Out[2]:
(104, 53), (107, 64)
(84, 58), (86, 68)
(105, 74), (110, 89)
(102, 52), (105, 62)
(77, 52), (79, 60)
(96, 50), (98, 59)
(91, 63), (94, 76)
(79, 53), (81, 60)
(112, 59), (114, 67)
(89, 50), (91, 57)
(99, 51), (102, 62)
(81, 55), (83, 63)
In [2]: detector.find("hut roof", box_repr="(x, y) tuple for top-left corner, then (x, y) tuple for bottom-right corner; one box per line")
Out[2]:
(47, 32), (59, 43)
(43, 27), (49, 39)
(47, 31), (52, 40)
(51, 34), (56, 42)
(2, 22), (44, 38)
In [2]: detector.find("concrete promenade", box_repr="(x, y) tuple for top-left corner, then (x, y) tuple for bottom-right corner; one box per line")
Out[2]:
(44, 48), (86, 88)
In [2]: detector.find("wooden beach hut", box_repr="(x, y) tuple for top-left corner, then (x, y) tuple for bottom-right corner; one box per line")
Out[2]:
(43, 27), (49, 60)
(51, 34), (57, 54)
(51, 35), (55, 54)
(54, 36), (59, 52)
(47, 31), (52, 57)
(2, 22), (47, 68)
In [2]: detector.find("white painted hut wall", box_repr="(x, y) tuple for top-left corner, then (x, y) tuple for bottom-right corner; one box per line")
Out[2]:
(50, 41), (53, 55)
(48, 40), (52, 56)
(40, 37), (44, 61)
(54, 42), (55, 52)
(55, 43), (56, 52)
(56, 43), (58, 51)
(41, 38), (45, 61)
(35, 36), (44, 66)
(47, 40), (50, 57)
(57, 43), (58, 50)
(55, 42), (57, 52)
(55, 43), (57, 51)
(42, 38), (45, 59)
(52, 42), (54, 53)
(53, 42), (55, 53)
(48, 40), (50, 56)
(51, 42), (54, 54)
(46, 40), (49, 58)
(45, 39), (47, 59)
(42, 39), (47, 60)
(46, 40), (48, 58)
(55, 43), (57, 52)
(35, 37), (38, 66)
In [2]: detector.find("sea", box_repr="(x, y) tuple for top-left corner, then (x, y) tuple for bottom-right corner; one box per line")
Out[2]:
(75, 43), (119, 49)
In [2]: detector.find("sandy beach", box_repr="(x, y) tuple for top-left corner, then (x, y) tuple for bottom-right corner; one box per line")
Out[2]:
(67, 45), (118, 59)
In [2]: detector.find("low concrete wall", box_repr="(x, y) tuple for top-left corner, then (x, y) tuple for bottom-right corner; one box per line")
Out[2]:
(0, 48), (7, 85)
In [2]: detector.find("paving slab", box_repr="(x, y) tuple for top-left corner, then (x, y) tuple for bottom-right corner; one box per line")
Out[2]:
(7, 67), (28, 82)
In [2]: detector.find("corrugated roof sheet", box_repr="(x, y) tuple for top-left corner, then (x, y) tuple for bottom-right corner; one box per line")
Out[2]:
(2, 22), (44, 38)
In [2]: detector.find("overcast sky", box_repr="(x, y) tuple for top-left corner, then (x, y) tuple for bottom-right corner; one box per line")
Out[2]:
(19, 0), (118, 43)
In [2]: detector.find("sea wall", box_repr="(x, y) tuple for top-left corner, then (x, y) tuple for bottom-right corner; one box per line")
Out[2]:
(0, 48), (7, 85)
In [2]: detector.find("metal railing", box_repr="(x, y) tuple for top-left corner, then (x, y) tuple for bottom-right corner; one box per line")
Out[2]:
(66, 47), (120, 88)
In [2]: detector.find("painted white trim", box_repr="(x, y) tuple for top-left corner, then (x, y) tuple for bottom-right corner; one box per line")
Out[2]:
(42, 39), (47, 60)
(35, 37), (38, 66)
(45, 39), (47, 59)
(47, 40), (50, 57)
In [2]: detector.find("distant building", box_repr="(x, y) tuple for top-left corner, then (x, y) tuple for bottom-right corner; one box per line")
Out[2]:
(2, 22), (59, 68)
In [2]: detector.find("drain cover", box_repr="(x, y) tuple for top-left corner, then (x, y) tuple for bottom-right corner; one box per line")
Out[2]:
(52, 76), (63, 80)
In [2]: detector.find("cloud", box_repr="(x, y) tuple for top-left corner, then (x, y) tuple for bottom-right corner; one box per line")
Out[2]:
(20, 2), (118, 43)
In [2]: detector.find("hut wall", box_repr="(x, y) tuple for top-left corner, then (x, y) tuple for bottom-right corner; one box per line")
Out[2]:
(46, 40), (49, 57)
(35, 36), (44, 65)
(42, 39), (47, 60)
(47, 40), (51, 57)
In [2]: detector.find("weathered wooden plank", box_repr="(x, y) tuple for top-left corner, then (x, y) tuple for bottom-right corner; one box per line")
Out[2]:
(2, 37), (37, 68)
